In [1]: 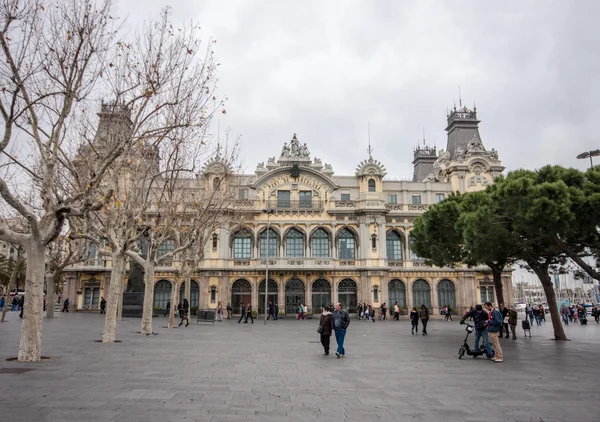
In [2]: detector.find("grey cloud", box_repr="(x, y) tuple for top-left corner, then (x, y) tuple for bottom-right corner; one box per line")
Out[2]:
(114, 0), (600, 175)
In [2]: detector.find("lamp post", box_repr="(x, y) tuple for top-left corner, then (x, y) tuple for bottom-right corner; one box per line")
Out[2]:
(576, 149), (600, 170)
(263, 209), (275, 324)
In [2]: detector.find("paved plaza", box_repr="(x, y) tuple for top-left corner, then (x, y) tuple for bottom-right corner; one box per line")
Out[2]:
(0, 311), (599, 422)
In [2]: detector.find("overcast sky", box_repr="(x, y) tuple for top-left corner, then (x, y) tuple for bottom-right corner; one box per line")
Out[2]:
(115, 0), (600, 179)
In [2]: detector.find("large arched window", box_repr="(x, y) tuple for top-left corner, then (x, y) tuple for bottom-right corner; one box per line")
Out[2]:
(437, 279), (456, 312)
(386, 231), (403, 261)
(259, 228), (278, 257)
(412, 279), (431, 309)
(337, 228), (355, 259)
(311, 228), (330, 258)
(231, 279), (252, 315)
(232, 229), (252, 259)
(157, 240), (175, 258)
(388, 279), (406, 310)
(153, 280), (172, 310)
(338, 279), (358, 313)
(285, 228), (304, 257)
(368, 179), (376, 192)
(312, 279), (331, 312)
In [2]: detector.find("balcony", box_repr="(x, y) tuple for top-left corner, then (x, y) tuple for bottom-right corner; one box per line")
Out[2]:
(66, 259), (106, 272)
(268, 199), (323, 212)
(231, 257), (346, 270)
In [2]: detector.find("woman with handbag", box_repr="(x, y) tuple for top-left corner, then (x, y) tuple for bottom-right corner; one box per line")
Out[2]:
(318, 306), (334, 356)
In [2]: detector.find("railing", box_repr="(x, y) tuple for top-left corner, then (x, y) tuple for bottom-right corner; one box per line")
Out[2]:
(268, 199), (323, 212)
(388, 260), (404, 268)
(332, 200), (357, 208)
(232, 257), (341, 269)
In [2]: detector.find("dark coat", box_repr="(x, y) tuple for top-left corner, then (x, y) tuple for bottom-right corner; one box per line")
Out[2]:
(319, 313), (334, 336)
(419, 307), (429, 321)
(410, 311), (419, 324)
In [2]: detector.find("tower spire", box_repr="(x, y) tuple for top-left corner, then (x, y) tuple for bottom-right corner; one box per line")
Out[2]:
(367, 122), (373, 158)
(458, 85), (462, 107)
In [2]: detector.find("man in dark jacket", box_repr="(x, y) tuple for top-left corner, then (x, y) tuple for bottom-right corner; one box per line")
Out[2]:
(460, 304), (492, 357)
(18, 295), (25, 318)
(237, 302), (246, 323)
(333, 302), (350, 358)
(499, 303), (510, 338)
(100, 297), (106, 314)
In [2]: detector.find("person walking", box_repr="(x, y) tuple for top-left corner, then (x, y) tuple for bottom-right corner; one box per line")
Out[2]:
(217, 301), (224, 322)
(297, 303), (304, 320)
(244, 304), (254, 324)
(526, 304), (534, 325)
(484, 302), (504, 363)
(380, 302), (387, 321)
(177, 300), (183, 318)
(508, 305), (518, 340)
(592, 305), (599, 324)
(267, 301), (274, 320)
(357, 303), (363, 320)
(62, 297), (69, 313)
(333, 302), (350, 358)
(164, 300), (171, 317)
(178, 298), (189, 327)
(533, 305), (541, 326)
(100, 297), (106, 314)
(226, 302), (232, 319)
(303, 304), (308, 319)
(393, 301), (400, 321)
(318, 306), (334, 356)
(410, 306), (419, 334)
(419, 304), (429, 335)
(238, 302), (246, 323)
(500, 303), (510, 338)
(18, 295), (25, 318)
(560, 304), (569, 325)
(0, 296), (4, 311)
(11, 296), (18, 312)
(274, 303), (279, 320)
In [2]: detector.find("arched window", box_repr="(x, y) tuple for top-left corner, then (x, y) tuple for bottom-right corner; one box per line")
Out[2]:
(232, 229), (252, 259)
(368, 179), (376, 192)
(259, 228), (278, 257)
(388, 279), (406, 310)
(153, 280), (172, 310)
(312, 279), (331, 311)
(157, 240), (175, 258)
(311, 228), (330, 258)
(180, 279), (200, 308)
(213, 177), (220, 190)
(231, 279), (252, 315)
(412, 279), (431, 309)
(338, 279), (358, 313)
(337, 228), (355, 259)
(285, 228), (304, 257)
(386, 231), (403, 261)
(437, 279), (456, 312)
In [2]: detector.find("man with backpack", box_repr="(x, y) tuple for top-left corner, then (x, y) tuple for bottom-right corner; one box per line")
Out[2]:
(485, 302), (504, 363)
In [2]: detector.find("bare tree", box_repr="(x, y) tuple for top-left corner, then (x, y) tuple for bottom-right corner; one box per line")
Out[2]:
(0, 244), (24, 322)
(0, 1), (222, 360)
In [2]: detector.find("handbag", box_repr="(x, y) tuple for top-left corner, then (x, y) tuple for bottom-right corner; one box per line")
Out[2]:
(317, 325), (323, 334)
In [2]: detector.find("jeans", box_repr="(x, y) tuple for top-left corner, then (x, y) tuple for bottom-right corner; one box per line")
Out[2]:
(474, 328), (493, 357)
(394, 312), (399, 321)
(535, 315), (541, 326)
(334, 329), (346, 355)
(562, 314), (569, 325)
(528, 313), (534, 324)
(421, 319), (428, 334)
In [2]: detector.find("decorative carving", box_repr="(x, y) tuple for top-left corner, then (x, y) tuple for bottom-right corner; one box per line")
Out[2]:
(385, 204), (404, 211)
(268, 156), (276, 164)
(280, 134), (311, 159)
(313, 157), (322, 165)
(408, 204), (428, 211)
(489, 148), (499, 160)
(466, 135), (484, 152)
(389, 260), (404, 267)
(456, 146), (465, 160)
(335, 200), (357, 207)
(256, 162), (265, 169)
(233, 260), (251, 266)
(281, 142), (290, 158)
(423, 173), (436, 182)
(355, 156), (386, 178)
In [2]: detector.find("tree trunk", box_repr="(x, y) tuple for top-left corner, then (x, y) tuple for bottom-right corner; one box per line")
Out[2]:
(529, 262), (568, 341)
(45, 272), (57, 319)
(102, 252), (125, 342)
(140, 262), (155, 334)
(488, 264), (505, 306)
(18, 242), (45, 362)
(168, 278), (178, 329)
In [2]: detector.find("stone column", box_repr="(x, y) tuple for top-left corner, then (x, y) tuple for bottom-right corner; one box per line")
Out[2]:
(305, 224), (311, 258)
(332, 276), (338, 305)
(406, 277), (413, 310)
(431, 277), (439, 315)
(378, 220), (386, 265)
(278, 273), (285, 317)
(331, 224), (337, 259)
(306, 275), (313, 313)
(279, 223), (285, 257)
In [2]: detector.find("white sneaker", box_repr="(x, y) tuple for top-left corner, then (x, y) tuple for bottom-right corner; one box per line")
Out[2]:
(493, 358), (503, 363)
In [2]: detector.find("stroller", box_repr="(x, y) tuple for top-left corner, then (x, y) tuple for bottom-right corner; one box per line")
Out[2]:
(521, 319), (531, 337)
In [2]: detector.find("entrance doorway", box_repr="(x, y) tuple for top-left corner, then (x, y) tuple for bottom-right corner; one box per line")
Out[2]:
(83, 278), (101, 309)
(231, 279), (252, 315)
(388, 279), (406, 312)
(258, 279), (278, 316)
(337, 279), (358, 313)
(180, 279), (200, 309)
(312, 279), (331, 313)
(285, 278), (305, 316)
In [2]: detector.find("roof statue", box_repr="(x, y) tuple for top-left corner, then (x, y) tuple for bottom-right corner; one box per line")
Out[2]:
(280, 134), (311, 160)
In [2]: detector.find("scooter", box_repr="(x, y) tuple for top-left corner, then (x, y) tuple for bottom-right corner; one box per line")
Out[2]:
(458, 322), (495, 359)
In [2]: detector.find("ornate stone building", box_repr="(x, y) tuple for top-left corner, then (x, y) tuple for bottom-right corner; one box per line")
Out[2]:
(64, 104), (513, 316)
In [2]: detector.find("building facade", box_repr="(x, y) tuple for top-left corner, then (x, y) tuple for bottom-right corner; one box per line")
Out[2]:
(64, 104), (513, 315)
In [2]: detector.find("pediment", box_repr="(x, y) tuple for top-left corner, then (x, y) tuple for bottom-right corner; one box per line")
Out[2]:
(252, 166), (338, 192)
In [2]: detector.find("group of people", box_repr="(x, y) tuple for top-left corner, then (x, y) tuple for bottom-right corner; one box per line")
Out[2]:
(296, 303), (308, 319)
(460, 302), (509, 363)
(162, 299), (190, 326)
(317, 302), (350, 358)
(0, 295), (24, 315)
(524, 304), (546, 326)
(560, 303), (599, 325)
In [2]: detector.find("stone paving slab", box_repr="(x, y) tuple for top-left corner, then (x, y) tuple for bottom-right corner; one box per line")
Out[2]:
(0, 311), (599, 421)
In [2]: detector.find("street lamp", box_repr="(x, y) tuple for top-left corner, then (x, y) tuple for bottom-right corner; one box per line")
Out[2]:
(263, 209), (275, 324)
(576, 149), (600, 170)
